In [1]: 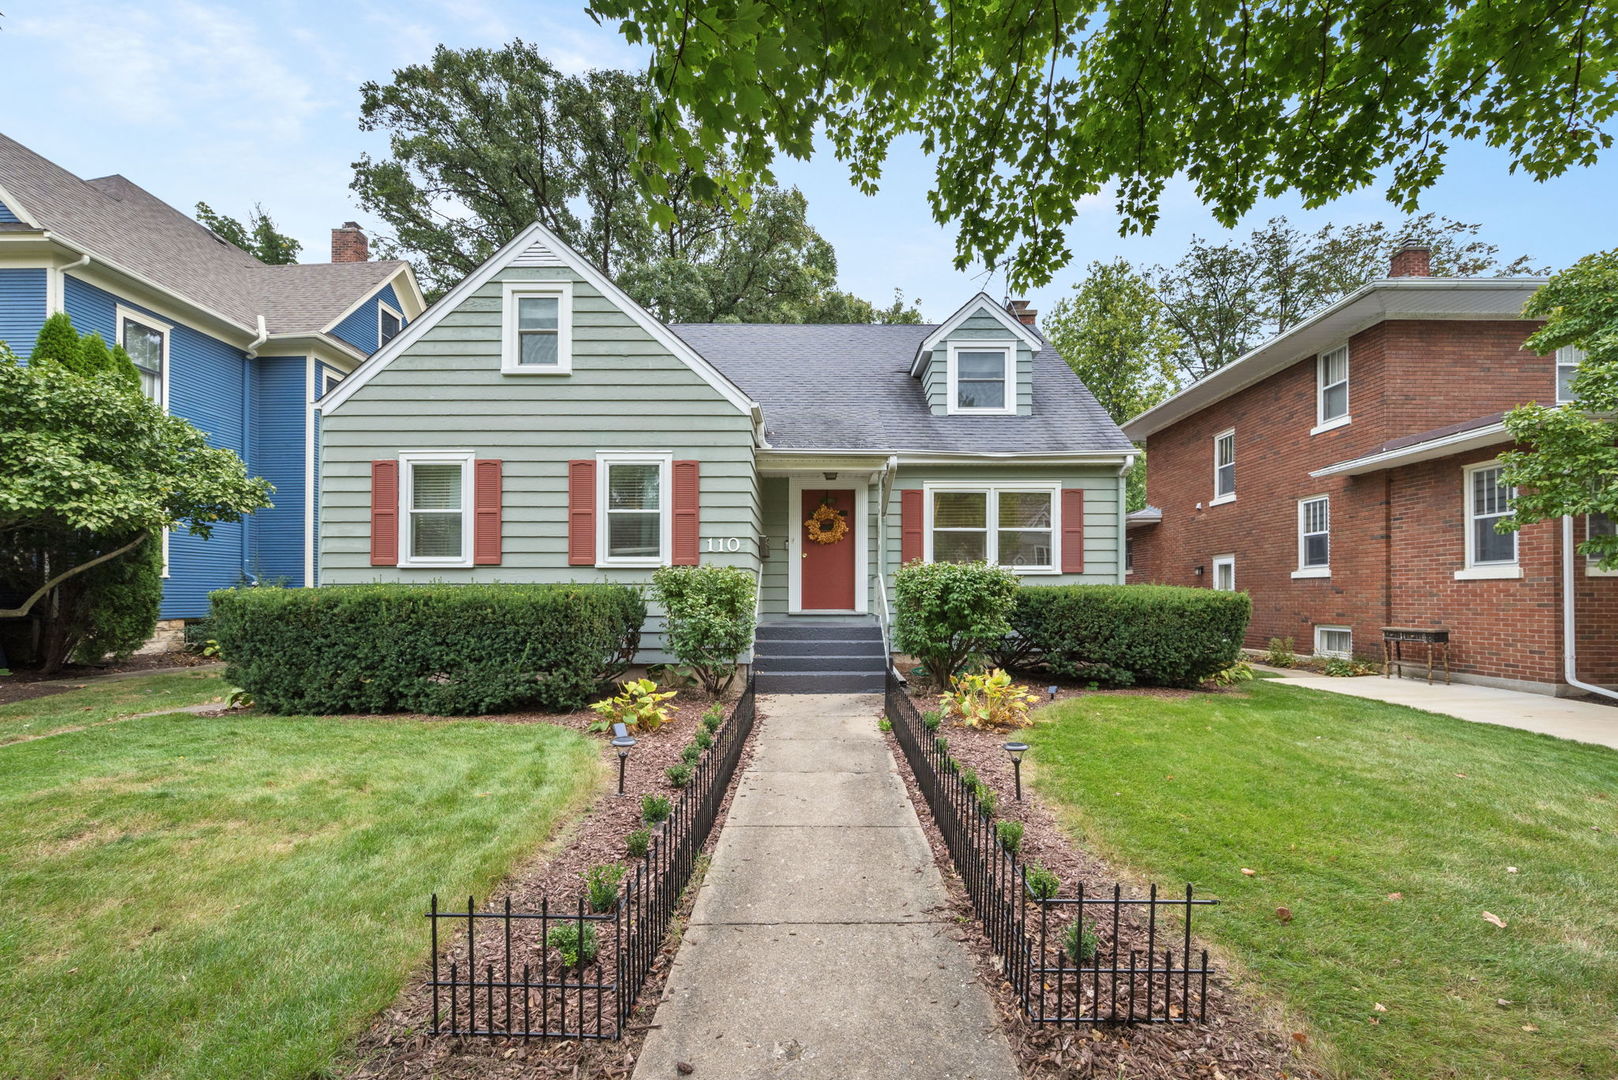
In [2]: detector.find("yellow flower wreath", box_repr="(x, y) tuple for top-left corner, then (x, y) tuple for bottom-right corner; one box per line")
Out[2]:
(804, 502), (849, 545)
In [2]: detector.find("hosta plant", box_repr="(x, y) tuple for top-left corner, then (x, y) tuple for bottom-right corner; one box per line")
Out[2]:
(940, 668), (1038, 731)
(590, 677), (677, 733)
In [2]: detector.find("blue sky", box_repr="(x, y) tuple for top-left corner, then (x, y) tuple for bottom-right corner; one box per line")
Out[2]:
(2, 0), (1614, 321)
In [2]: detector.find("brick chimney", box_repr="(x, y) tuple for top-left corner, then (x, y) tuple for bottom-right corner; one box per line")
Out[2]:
(1006, 298), (1038, 325)
(1389, 242), (1431, 278)
(331, 221), (369, 263)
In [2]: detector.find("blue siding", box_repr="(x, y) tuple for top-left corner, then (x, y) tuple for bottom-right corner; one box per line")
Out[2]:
(329, 282), (402, 354)
(0, 267), (46, 353)
(252, 357), (308, 588)
(0, 200), (20, 224)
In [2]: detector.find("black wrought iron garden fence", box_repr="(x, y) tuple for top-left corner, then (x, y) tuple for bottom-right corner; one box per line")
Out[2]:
(425, 674), (757, 1040)
(885, 668), (1217, 1025)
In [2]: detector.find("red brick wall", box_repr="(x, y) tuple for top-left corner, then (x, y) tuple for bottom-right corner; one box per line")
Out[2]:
(1136, 315), (1618, 689)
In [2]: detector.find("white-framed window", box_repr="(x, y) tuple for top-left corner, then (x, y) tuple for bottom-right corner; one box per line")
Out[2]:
(1316, 345), (1350, 430)
(1315, 625), (1352, 658)
(597, 452), (671, 567)
(378, 300), (403, 348)
(946, 342), (1016, 415)
(1212, 429), (1235, 503)
(1586, 512), (1618, 576)
(501, 281), (573, 374)
(117, 305), (170, 407)
(1212, 554), (1235, 591)
(1295, 496), (1330, 575)
(399, 451), (474, 568)
(319, 368), (343, 399)
(1556, 345), (1585, 404)
(1458, 462), (1518, 577)
(925, 485), (1057, 572)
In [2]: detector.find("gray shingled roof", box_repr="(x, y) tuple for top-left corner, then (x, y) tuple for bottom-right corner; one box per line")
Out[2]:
(0, 132), (405, 337)
(670, 323), (1132, 455)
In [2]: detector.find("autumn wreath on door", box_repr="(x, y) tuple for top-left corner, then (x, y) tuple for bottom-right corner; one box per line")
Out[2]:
(804, 497), (849, 545)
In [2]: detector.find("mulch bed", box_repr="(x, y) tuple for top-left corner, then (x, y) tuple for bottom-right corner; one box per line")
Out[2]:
(881, 683), (1321, 1080)
(0, 650), (218, 706)
(345, 684), (761, 1080)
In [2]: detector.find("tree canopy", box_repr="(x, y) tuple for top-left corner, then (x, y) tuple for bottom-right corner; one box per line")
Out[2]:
(195, 202), (302, 264)
(351, 41), (920, 322)
(587, 0), (1617, 289)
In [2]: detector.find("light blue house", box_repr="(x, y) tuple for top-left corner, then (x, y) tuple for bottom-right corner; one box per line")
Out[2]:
(0, 133), (425, 624)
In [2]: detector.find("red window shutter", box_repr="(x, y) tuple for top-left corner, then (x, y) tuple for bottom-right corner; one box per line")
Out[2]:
(370, 460), (399, 566)
(473, 459), (503, 565)
(672, 460), (701, 565)
(567, 459), (597, 566)
(1061, 488), (1085, 573)
(900, 489), (924, 564)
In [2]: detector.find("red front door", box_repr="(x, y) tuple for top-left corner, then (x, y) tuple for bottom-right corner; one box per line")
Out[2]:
(800, 489), (857, 610)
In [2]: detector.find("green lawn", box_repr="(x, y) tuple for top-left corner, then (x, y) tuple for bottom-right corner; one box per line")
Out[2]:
(0, 708), (601, 1080)
(1028, 680), (1618, 1080)
(0, 671), (228, 743)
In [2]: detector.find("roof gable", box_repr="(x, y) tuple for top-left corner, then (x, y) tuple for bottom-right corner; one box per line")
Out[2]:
(911, 292), (1042, 375)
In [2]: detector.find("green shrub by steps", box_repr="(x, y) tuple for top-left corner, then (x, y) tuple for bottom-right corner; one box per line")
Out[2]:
(209, 583), (645, 714)
(1003, 585), (1251, 688)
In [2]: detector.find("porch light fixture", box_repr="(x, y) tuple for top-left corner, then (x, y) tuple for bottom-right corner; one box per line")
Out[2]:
(1003, 741), (1030, 801)
(611, 735), (637, 796)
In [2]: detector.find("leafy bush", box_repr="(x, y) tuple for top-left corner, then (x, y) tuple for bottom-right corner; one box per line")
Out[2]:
(877, 717), (892, 733)
(626, 827), (651, 859)
(1323, 656), (1378, 677)
(996, 820), (1024, 853)
(652, 565), (757, 694)
(665, 762), (694, 788)
(641, 794), (672, 823)
(546, 922), (599, 969)
(1024, 864), (1061, 900)
(590, 677), (678, 733)
(939, 668), (1039, 730)
(1003, 585), (1251, 688)
(893, 560), (1020, 687)
(1062, 922), (1100, 963)
(585, 864), (626, 912)
(701, 705), (724, 733)
(1265, 636), (1297, 668)
(209, 583), (643, 714)
(1205, 659), (1256, 687)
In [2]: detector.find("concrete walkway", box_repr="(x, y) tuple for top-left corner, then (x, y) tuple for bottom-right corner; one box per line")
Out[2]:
(1265, 668), (1618, 751)
(633, 693), (1019, 1080)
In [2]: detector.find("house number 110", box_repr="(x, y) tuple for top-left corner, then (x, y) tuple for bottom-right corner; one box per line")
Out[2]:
(704, 537), (744, 552)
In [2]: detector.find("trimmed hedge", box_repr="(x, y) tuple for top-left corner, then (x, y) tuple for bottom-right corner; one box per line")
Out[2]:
(210, 583), (646, 714)
(999, 585), (1251, 688)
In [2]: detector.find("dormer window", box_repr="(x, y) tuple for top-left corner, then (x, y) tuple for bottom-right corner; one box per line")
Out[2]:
(378, 301), (403, 348)
(947, 343), (1015, 415)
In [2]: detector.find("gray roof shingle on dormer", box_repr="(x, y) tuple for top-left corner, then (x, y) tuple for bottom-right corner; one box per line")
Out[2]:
(669, 322), (1132, 455)
(0, 132), (406, 337)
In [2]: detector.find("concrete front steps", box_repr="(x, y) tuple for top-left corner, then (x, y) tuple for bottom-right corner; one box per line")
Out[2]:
(752, 617), (887, 694)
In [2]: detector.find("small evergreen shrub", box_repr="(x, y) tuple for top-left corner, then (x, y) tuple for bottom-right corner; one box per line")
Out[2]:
(209, 583), (644, 714)
(546, 922), (599, 969)
(652, 565), (757, 693)
(665, 762), (694, 788)
(934, 735), (949, 755)
(996, 820), (1024, 853)
(693, 727), (713, 751)
(1024, 864), (1061, 900)
(701, 705), (724, 733)
(976, 785), (998, 818)
(892, 561), (1019, 687)
(681, 744), (703, 765)
(585, 864), (626, 912)
(922, 710), (943, 733)
(1062, 922), (1100, 963)
(641, 794), (672, 824)
(626, 827), (652, 859)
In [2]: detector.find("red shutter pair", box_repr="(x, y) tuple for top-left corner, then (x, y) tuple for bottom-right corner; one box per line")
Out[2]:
(565, 459), (701, 566)
(897, 487), (1085, 572)
(368, 459), (503, 566)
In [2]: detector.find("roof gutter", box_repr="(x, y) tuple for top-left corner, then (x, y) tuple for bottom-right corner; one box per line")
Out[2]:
(245, 315), (268, 359)
(1562, 515), (1618, 701)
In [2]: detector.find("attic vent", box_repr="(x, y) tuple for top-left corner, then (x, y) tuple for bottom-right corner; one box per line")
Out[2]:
(511, 237), (566, 267)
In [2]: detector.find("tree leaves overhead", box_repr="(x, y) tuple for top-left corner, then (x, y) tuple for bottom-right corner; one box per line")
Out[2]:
(587, 0), (1618, 290)
(350, 41), (920, 323)
(194, 202), (301, 265)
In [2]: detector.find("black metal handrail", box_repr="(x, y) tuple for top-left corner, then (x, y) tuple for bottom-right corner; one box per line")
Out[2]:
(425, 674), (757, 1040)
(885, 668), (1216, 1025)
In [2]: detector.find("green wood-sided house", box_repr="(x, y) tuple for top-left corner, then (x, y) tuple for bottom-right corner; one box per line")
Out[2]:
(318, 222), (1134, 689)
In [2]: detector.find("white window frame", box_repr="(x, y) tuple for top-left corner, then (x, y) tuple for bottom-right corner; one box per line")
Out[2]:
(1293, 495), (1331, 578)
(1314, 625), (1352, 659)
(922, 482), (1061, 574)
(1585, 513), (1618, 577)
(945, 341), (1017, 415)
(1211, 429), (1236, 505)
(1456, 461), (1522, 580)
(1556, 345), (1585, 405)
(116, 304), (170, 412)
(319, 367), (343, 400)
(501, 280), (573, 375)
(377, 300), (403, 349)
(398, 450), (475, 569)
(1313, 344), (1350, 433)
(1211, 554), (1236, 591)
(596, 451), (672, 568)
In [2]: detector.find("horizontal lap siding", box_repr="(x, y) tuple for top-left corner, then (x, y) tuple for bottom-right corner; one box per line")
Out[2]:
(330, 282), (402, 354)
(0, 200), (20, 223)
(252, 357), (308, 587)
(921, 308), (1035, 415)
(320, 266), (760, 662)
(0, 268), (45, 352)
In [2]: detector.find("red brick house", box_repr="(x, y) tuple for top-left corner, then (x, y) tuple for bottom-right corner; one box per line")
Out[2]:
(1123, 246), (1615, 696)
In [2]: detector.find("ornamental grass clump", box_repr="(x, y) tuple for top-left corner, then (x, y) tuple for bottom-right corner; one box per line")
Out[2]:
(892, 560), (1019, 687)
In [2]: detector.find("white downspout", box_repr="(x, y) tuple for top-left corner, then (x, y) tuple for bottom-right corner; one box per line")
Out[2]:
(245, 314), (268, 358)
(1562, 515), (1618, 700)
(876, 455), (899, 660)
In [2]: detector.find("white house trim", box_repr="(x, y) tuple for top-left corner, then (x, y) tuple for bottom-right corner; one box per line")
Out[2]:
(594, 451), (674, 568)
(500, 280), (573, 374)
(320, 221), (762, 425)
(1310, 421), (1512, 478)
(912, 292), (1042, 375)
(944, 340), (1018, 415)
(305, 354), (318, 589)
(116, 303), (171, 413)
(0, 181), (41, 227)
(787, 475), (870, 614)
(396, 450), (476, 569)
